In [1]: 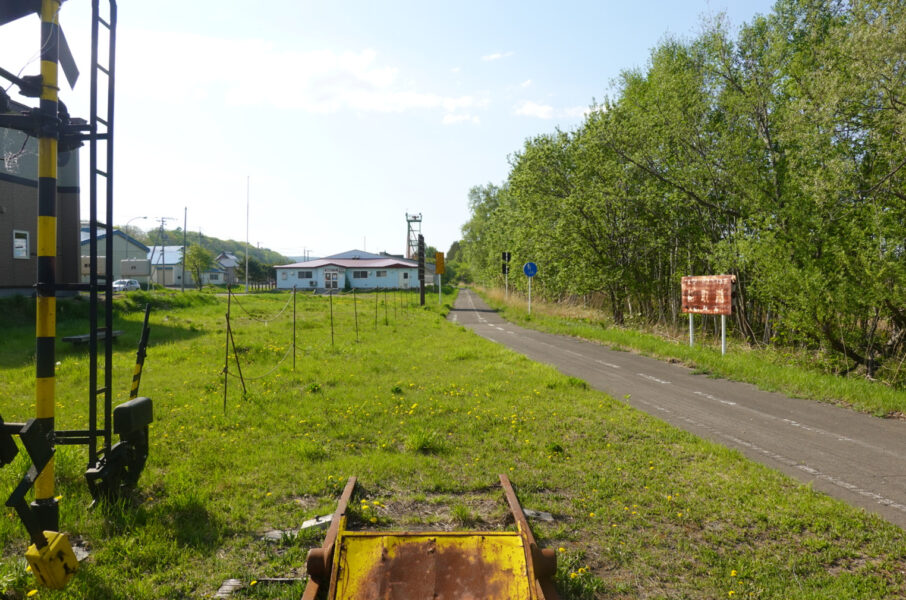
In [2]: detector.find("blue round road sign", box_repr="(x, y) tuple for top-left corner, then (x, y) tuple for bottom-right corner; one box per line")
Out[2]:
(523, 262), (538, 277)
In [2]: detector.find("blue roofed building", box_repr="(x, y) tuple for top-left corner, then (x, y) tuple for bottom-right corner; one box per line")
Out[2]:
(148, 245), (188, 287)
(79, 226), (150, 283)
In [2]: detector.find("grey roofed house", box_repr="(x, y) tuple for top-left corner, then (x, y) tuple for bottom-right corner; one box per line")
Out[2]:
(215, 251), (240, 268)
(214, 251), (240, 284)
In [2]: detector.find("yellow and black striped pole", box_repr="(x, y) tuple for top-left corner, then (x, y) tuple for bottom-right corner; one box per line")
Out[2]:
(34, 0), (61, 532)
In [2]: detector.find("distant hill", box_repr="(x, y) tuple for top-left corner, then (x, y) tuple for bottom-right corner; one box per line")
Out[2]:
(126, 226), (290, 265)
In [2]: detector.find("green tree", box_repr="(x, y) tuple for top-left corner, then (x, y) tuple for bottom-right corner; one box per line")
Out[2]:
(185, 245), (213, 291)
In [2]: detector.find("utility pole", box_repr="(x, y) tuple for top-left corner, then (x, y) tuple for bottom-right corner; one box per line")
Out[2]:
(418, 234), (425, 306)
(151, 216), (175, 287)
(181, 207), (186, 292)
(245, 175), (250, 294)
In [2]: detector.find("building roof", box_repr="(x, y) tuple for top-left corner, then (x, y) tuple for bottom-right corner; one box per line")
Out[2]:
(79, 227), (150, 252)
(325, 249), (387, 260)
(276, 257), (419, 270)
(274, 249), (443, 277)
(148, 245), (184, 265)
(216, 252), (240, 268)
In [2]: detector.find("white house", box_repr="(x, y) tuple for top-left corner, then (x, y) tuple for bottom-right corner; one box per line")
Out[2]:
(274, 250), (432, 291)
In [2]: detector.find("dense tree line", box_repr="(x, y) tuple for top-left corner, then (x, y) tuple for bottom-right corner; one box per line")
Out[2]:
(460, 0), (906, 382)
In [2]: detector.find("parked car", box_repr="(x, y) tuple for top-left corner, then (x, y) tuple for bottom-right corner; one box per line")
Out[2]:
(113, 279), (141, 292)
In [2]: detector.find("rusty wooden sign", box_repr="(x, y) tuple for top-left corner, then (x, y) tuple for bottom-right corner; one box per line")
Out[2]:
(681, 275), (735, 315)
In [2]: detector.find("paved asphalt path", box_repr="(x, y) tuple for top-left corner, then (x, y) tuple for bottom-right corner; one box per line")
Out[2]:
(450, 288), (906, 529)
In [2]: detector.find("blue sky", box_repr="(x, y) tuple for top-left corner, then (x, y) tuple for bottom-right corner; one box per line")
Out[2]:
(1, 0), (775, 259)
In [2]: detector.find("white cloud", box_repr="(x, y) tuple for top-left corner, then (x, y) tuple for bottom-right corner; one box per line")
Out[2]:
(515, 101), (555, 119)
(451, 66), (461, 73)
(515, 101), (594, 120)
(481, 51), (514, 61)
(564, 105), (592, 118)
(442, 114), (480, 125)
(520, 79), (532, 88)
(121, 30), (481, 117)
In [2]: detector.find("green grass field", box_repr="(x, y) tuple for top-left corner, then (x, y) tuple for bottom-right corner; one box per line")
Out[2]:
(476, 287), (906, 418)
(1, 289), (905, 599)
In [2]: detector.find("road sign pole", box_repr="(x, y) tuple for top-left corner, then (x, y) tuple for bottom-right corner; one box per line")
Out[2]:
(721, 314), (726, 355)
(505, 274), (508, 300)
(689, 314), (694, 348)
(528, 276), (532, 315)
(438, 274), (441, 306)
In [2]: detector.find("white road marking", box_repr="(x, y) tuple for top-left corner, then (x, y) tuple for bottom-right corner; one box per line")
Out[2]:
(565, 349), (583, 357)
(458, 289), (906, 518)
(694, 391), (736, 406)
(631, 395), (906, 515)
(595, 360), (621, 369)
(690, 392), (871, 449)
(638, 373), (671, 384)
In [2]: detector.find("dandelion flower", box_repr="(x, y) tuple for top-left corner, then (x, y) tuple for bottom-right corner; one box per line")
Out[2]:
(558, 547), (565, 553)
(27, 591), (37, 598)
(731, 570), (737, 577)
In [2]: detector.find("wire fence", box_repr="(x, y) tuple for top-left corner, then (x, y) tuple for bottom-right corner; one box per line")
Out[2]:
(220, 285), (432, 412)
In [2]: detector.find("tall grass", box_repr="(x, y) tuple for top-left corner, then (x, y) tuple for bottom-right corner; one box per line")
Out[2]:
(0, 288), (904, 599)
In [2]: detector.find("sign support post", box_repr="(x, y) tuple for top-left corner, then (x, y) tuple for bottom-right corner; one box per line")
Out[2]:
(434, 251), (445, 306)
(502, 252), (511, 299)
(721, 315), (727, 356)
(689, 314), (694, 348)
(522, 262), (537, 315)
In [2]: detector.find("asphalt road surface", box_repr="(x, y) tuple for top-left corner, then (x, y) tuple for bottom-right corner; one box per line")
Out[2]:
(450, 288), (906, 529)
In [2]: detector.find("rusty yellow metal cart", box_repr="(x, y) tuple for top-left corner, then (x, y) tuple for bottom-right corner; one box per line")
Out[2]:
(303, 474), (560, 600)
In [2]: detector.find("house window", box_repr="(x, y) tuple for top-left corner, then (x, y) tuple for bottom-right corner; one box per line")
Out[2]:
(402, 272), (409, 279)
(281, 271), (288, 280)
(298, 271), (313, 279)
(210, 273), (219, 281)
(352, 270), (368, 279)
(376, 270), (387, 277)
(12, 230), (29, 259)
